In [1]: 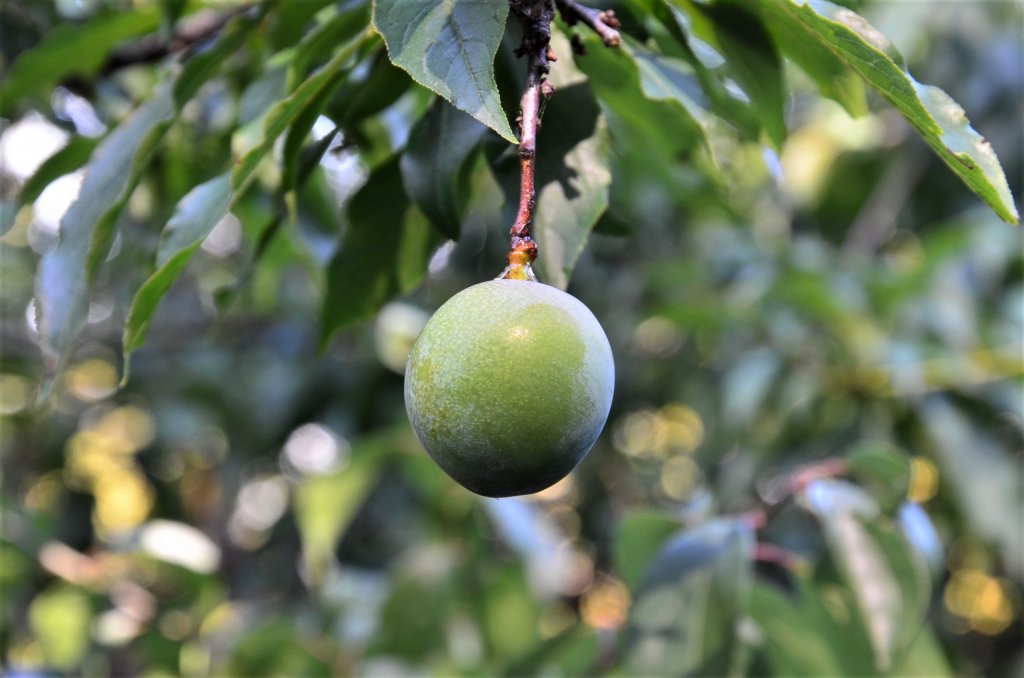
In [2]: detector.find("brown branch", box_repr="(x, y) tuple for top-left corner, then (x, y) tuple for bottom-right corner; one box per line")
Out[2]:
(100, 6), (251, 75)
(501, 1), (556, 281)
(555, 0), (621, 47)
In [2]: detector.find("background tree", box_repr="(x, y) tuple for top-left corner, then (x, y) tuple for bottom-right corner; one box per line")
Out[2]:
(0, 0), (1021, 675)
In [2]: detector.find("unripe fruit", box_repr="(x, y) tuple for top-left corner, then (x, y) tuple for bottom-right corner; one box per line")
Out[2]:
(405, 279), (615, 497)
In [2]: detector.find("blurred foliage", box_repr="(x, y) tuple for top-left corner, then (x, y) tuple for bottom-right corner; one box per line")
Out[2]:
(0, 0), (1022, 676)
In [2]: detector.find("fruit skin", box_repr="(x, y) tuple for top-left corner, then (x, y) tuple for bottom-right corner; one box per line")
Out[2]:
(405, 279), (615, 497)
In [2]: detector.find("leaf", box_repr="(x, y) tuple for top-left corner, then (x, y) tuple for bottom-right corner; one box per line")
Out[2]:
(845, 441), (912, 510)
(293, 436), (388, 584)
(18, 135), (100, 207)
(669, 0), (787, 146)
(401, 98), (487, 239)
(800, 479), (929, 672)
(576, 35), (708, 158)
(35, 87), (175, 377)
(331, 50), (412, 126)
(643, 0), (761, 139)
(28, 585), (93, 670)
(232, 28), (372, 197)
(171, 6), (267, 107)
(0, 8), (162, 115)
(122, 174), (231, 358)
(625, 518), (754, 676)
(123, 31), (371, 367)
(614, 510), (683, 588)
(322, 157), (437, 341)
(760, 3), (866, 116)
(760, 0), (1018, 223)
(750, 578), (870, 676)
(372, 0), (516, 142)
(286, 3), (370, 92)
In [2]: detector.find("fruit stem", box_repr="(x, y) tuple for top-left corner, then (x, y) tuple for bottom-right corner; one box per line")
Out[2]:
(501, 1), (556, 282)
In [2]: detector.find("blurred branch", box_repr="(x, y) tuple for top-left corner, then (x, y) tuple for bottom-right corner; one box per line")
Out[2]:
(100, 6), (252, 75)
(842, 147), (926, 255)
(555, 0), (621, 47)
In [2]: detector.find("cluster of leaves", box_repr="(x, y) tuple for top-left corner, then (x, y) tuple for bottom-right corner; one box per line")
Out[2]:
(0, 0), (1021, 676)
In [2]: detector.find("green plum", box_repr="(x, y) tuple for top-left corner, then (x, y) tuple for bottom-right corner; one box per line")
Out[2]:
(404, 279), (615, 497)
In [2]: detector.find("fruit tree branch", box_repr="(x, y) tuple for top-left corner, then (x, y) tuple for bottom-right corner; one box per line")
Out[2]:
(555, 0), (621, 47)
(502, 0), (556, 281)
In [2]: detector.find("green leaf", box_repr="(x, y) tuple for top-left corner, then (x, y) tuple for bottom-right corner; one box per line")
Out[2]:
(372, 0), (516, 142)
(286, 3), (370, 92)
(29, 585), (93, 670)
(294, 433), (392, 583)
(845, 441), (912, 510)
(331, 50), (412, 126)
(171, 7), (268, 107)
(669, 0), (787, 146)
(761, 0), (1018, 223)
(801, 479), (929, 672)
(35, 87), (175, 376)
(322, 157), (437, 340)
(614, 510), (683, 588)
(577, 35), (707, 158)
(760, 2), (867, 116)
(643, 0), (760, 139)
(232, 28), (372, 197)
(401, 98), (486, 240)
(625, 518), (754, 676)
(122, 174), (231, 358)
(18, 135), (100, 208)
(35, 11), (269, 390)
(123, 31), (371, 366)
(0, 8), (162, 116)
(750, 579), (870, 676)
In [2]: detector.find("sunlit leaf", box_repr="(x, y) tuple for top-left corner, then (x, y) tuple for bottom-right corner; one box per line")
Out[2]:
(29, 585), (92, 670)
(761, 0), (1018, 222)
(18, 136), (99, 208)
(372, 0), (517, 142)
(35, 87), (175, 380)
(801, 479), (929, 672)
(122, 174), (231, 359)
(668, 0), (786, 146)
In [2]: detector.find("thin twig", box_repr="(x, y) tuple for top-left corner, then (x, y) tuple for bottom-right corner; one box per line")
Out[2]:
(501, 1), (556, 280)
(555, 0), (622, 47)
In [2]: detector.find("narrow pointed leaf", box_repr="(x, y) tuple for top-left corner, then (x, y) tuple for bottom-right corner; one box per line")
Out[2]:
(34, 11), (264, 386)
(801, 479), (929, 672)
(18, 136), (100, 208)
(761, 0), (1018, 222)
(372, 0), (516, 142)
(36, 88), (175, 375)
(232, 29), (372, 196)
(122, 174), (231, 358)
